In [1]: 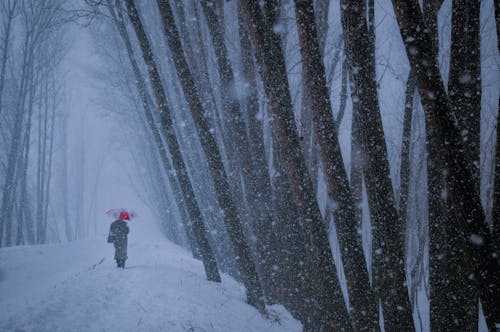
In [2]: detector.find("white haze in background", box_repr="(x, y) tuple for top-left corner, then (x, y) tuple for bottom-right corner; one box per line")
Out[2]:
(63, 19), (162, 242)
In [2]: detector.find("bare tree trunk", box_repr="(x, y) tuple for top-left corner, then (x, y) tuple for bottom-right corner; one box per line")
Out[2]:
(200, 0), (278, 302)
(398, 68), (415, 232)
(449, 0), (481, 193)
(494, 101), (500, 247)
(40, 76), (57, 244)
(0, 33), (33, 246)
(61, 113), (72, 241)
(494, 0), (500, 249)
(16, 97), (34, 245)
(293, 0), (378, 330)
(240, 0), (352, 329)
(419, 2), (462, 330)
(236, 3), (286, 304)
(391, 1), (500, 329)
(495, 0), (500, 47)
(340, 1), (414, 330)
(298, 0), (330, 195)
(446, 0), (482, 328)
(121, 0), (221, 283)
(349, 71), (364, 231)
(153, 0), (265, 311)
(0, 0), (18, 117)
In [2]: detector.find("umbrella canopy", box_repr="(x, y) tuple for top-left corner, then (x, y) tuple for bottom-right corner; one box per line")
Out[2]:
(105, 208), (137, 221)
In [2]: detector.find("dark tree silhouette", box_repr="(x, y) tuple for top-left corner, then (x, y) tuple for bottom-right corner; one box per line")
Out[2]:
(391, 1), (500, 329)
(154, 0), (265, 311)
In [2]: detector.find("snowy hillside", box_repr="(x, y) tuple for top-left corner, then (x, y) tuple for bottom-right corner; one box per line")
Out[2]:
(0, 238), (301, 332)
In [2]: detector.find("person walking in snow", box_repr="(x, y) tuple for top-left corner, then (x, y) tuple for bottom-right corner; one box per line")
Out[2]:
(108, 211), (130, 268)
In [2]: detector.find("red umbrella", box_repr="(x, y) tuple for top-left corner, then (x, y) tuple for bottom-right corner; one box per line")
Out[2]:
(105, 208), (137, 221)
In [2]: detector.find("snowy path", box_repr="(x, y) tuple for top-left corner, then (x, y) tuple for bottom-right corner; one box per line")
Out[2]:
(0, 239), (300, 332)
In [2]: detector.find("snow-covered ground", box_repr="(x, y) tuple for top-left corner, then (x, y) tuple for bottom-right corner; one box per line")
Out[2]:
(0, 237), (301, 332)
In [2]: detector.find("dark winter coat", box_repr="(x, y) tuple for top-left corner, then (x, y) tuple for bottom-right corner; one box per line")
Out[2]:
(108, 219), (129, 261)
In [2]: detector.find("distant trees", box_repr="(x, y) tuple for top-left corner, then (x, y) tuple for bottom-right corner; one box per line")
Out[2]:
(0, 0), (68, 247)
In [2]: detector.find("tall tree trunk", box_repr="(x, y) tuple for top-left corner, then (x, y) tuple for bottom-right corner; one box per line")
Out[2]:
(0, 34), (33, 246)
(449, 0), (481, 192)
(494, 101), (500, 247)
(293, 0), (378, 330)
(61, 113), (72, 241)
(16, 96), (34, 245)
(349, 70), (364, 233)
(200, 0), (278, 302)
(391, 1), (500, 329)
(398, 68), (415, 233)
(0, 0), (18, 117)
(41, 79), (57, 244)
(122, 0), (221, 283)
(420, 2), (461, 330)
(236, 3), (285, 303)
(340, 1), (415, 330)
(240, 0), (352, 330)
(153, 0), (265, 311)
(446, 0), (482, 328)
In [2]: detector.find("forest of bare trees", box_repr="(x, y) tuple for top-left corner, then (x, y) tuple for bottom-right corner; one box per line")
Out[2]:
(1, 0), (499, 331)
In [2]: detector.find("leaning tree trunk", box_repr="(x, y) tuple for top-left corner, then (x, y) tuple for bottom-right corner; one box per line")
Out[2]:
(391, 1), (500, 329)
(240, 0), (352, 330)
(494, 0), (500, 248)
(199, 0), (278, 301)
(122, 0), (221, 283)
(449, 0), (481, 194)
(340, 1), (415, 330)
(293, 0), (378, 330)
(398, 68), (415, 240)
(0, 0), (18, 117)
(494, 103), (500, 247)
(0, 34), (33, 247)
(420, 2), (465, 330)
(236, 2), (286, 304)
(444, 0), (482, 328)
(154, 0), (265, 311)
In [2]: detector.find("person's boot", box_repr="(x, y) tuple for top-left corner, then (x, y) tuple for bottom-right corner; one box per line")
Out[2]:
(121, 260), (126, 268)
(117, 260), (121, 268)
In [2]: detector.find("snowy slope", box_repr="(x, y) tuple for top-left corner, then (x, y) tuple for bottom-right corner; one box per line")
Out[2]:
(0, 238), (301, 332)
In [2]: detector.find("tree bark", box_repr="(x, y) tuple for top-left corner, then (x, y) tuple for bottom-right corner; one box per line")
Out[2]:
(0, 0), (18, 117)
(340, 1), (415, 330)
(153, 0), (265, 311)
(293, 1), (378, 330)
(494, 100), (500, 247)
(449, 0), (481, 192)
(200, 0), (278, 302)
(240, 0), (352, 330)
(398, 67), (415, 247)
(391, 1), (500, 329)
